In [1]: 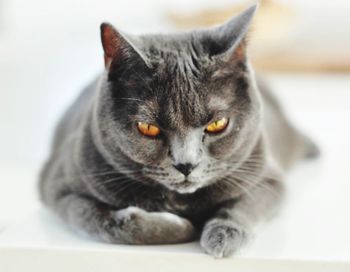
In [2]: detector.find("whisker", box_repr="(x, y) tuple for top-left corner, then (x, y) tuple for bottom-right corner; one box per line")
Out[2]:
(234, 175), (280, 198)
(117, 97), (144, 102)
(220, 177), (255, 200)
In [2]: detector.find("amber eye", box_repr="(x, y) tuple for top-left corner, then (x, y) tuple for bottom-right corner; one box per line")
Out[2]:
(137, 122), (161, 137)
(206, 118), (229, 133)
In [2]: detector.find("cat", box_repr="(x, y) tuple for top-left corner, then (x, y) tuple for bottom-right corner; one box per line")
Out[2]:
(39, 4), (318, 258)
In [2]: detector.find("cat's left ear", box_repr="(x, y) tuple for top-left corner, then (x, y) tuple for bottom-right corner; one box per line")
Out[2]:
(100, 23), (147, 69)
(207, 3), (258, 63)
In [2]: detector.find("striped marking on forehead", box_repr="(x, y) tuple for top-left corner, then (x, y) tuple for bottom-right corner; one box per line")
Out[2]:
(166, 57), (208, 127)
(161, 92), (209, 132)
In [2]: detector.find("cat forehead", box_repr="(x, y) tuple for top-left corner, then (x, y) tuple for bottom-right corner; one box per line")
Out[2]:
(135, 66), (235, 129)
(127, 35), (243, 128)
(136, 93), (208, 130)
(136, 92), (232, 131)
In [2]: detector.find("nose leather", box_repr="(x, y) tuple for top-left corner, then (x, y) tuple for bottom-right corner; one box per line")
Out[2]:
(173, 163), (196, 176)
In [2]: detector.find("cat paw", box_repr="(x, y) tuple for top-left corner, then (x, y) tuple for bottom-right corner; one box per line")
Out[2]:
(113, 206), (146, 226)
(113, 206), (189, 229)
(108, 206), (195, 244)
(97, 207), (144, 243)
(200, 219), (249, 258)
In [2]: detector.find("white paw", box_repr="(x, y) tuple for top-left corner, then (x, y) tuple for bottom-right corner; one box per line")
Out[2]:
(114, 206), (145, 220)
(114, 206), (186, 227)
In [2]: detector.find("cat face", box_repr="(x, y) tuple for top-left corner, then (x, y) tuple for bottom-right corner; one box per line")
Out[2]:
(95, 5), (261, 193)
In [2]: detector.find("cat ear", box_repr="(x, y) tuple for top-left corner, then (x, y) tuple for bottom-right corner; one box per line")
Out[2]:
(208, 3), (258, 62)
(100, 23), (147, 69)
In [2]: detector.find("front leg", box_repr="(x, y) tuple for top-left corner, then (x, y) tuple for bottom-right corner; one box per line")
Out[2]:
(200, 177), (284, 258)
(53, 194), (196, 244)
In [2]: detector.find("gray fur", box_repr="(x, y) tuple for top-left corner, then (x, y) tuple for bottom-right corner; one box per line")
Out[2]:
(39, 4), (317, 257)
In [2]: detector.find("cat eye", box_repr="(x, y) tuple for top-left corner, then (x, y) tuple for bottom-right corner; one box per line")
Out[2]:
(137, 122), (161, 137)
(205, 118), (229, 133)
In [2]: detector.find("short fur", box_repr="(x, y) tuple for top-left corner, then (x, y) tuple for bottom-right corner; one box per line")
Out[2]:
(39, 4), (318, 257)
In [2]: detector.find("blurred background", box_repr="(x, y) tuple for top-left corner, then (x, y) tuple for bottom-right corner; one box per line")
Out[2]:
(0, 0), (350, 256)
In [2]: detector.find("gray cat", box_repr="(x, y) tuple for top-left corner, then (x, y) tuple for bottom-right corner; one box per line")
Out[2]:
(39, 4), (318, 258)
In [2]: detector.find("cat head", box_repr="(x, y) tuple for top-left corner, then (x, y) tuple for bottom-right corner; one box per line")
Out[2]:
(94, 4), (262, 194)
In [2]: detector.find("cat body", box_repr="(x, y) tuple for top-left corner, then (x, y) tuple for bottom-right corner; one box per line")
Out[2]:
(39, 5), (317, 257)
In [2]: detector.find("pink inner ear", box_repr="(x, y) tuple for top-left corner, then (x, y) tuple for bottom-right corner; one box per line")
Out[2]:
(101, 24), (121, 67)
(103, 54), (112, 68)
(231, 40), (247, 62)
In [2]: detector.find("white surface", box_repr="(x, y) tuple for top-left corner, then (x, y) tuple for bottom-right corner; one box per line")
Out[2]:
(1, 248), (349, 272)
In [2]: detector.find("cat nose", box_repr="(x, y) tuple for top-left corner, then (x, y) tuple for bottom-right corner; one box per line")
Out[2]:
(173, 163), (197, 176)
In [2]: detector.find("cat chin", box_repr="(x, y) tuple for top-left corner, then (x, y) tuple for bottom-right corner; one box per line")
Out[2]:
(165, 182), (203, 194)
(174, 186), (198, 194)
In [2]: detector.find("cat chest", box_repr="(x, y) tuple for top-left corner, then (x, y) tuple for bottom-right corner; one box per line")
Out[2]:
(113, 188), (229, 227)
(97, 180), (233, 227)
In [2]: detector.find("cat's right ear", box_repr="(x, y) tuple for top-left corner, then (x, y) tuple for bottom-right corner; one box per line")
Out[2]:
(100, 23), (145, 70)
(205, 3), (258, 63)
